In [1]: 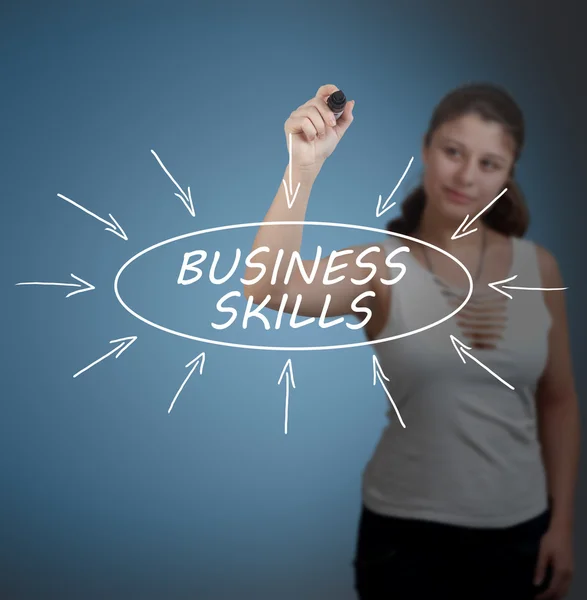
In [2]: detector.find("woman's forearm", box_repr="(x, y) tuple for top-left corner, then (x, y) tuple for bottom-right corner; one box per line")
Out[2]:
(243, 162), (322, 296)
(538, 395), (581, 531)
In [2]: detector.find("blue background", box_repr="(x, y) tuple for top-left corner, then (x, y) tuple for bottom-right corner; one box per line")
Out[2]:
(2, 1), (585, 598)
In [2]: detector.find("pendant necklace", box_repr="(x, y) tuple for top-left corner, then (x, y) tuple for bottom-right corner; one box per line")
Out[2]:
(420, 227), (509, 351)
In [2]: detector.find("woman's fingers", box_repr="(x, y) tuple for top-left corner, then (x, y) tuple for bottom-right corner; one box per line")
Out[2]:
(289, 105), (332, 141)
(287, 115), (318, 142)
(301, 105), (327, 138)
(300, 116), (318, 142)
(307, 97), (338, 130)
(315, 83), (340, 101)
(282, 83), (354, 167)
(286, 85), (348, 142)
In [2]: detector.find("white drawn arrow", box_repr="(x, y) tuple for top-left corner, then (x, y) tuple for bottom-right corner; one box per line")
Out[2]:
(451, 188), (508, 240)
(15, 273), (95, 298)
(282, 132), (301, 208)
(488, 274), (568, 300)
(376, 156), (414, 218)
(168, 352), (206, 414)
(57, 193), (127, 240)
(450, 334), (514, 389)
(372, 355), (406, 428)
(73, 336), (137, 378)
(278, 358), (296, 434)
(151, 149), (195, 217)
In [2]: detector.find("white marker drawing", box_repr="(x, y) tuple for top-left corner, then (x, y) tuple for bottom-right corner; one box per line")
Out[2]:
(114, 221), (475, 351)
(450, 334), (514, 389)
(151, 149), (195, 217)
(282, 132), (301, 208)
(15, 273), (94, 298)
(451, 188), (508, 240)
(168, 352), (206, 414)
(22, 116), (569, 439)
(375, 156), (414, 217)
(57, 193), (127, 241)
(73, 336), (137, 378)
(372, 355), (406, 428)
(488, 274), (569, 300)
(278, 358), (295, 434)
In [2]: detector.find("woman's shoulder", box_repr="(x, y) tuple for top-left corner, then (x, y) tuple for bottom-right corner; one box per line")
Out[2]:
(505, 233), (560, 280)
(531, 241), (559, 276)
(493, 232), (563, 292)
(532, 242), (563, 290)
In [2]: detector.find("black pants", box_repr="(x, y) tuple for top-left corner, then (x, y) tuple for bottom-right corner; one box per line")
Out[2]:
(352, 503), (553, 599)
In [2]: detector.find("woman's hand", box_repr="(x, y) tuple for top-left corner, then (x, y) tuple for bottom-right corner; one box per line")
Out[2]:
(533, 525), (574, 599)
(284, 83), (354, 171)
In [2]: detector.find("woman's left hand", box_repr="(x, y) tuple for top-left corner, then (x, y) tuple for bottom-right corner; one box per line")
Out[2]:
(533, 525), (574, 599)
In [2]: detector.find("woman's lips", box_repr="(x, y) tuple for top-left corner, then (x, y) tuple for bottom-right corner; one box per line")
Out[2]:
(445, 187), (472, 204)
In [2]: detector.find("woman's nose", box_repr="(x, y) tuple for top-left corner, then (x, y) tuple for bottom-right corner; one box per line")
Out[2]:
(454, 160), (476, 186)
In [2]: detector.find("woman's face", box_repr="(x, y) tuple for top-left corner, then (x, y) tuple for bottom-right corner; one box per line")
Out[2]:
(421, 113), (516, 222)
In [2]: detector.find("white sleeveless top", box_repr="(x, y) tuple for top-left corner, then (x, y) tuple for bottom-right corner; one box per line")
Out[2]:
(362, 234), (552, 527)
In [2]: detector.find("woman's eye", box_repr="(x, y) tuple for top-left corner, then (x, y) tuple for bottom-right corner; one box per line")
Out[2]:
(445, 147), (459, 156)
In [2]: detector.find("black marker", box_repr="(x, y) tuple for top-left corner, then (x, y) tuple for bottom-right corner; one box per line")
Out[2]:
(327, 90), (347, 120)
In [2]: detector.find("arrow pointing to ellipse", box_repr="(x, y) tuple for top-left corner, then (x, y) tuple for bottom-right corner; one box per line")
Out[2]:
(488, 274), (568, 300)
(282, 133), (301, 209)
(57, 193), (127, 240)
(372, 355), (406, 427)
(450, 334), (514, 389)
(168, 352), (206, 413)
(151, 149), (195, 217)
(278, 358), (296, 434)
(376, 156), (414, 218)
(73, 336), (137, 378)
(451, 187), (508, 240)
(15, 273), (95, 298)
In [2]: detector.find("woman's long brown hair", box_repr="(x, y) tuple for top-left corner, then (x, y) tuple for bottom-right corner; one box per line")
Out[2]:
(386, 83), (530, 237)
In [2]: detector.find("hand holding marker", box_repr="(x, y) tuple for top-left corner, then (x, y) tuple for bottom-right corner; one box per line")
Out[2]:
(283, 85), (355, 172)
(327, 90), (348, 120)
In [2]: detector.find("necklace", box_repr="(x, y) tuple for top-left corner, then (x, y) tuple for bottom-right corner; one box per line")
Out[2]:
(421, 226), (487, 300)
(420, 227), (510, 351)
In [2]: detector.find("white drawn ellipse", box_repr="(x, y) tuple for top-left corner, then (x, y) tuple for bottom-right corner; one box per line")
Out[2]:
(113, 221), (473, 351)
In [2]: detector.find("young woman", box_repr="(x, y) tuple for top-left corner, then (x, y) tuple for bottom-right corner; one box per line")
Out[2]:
(243, 83), (579, 600)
